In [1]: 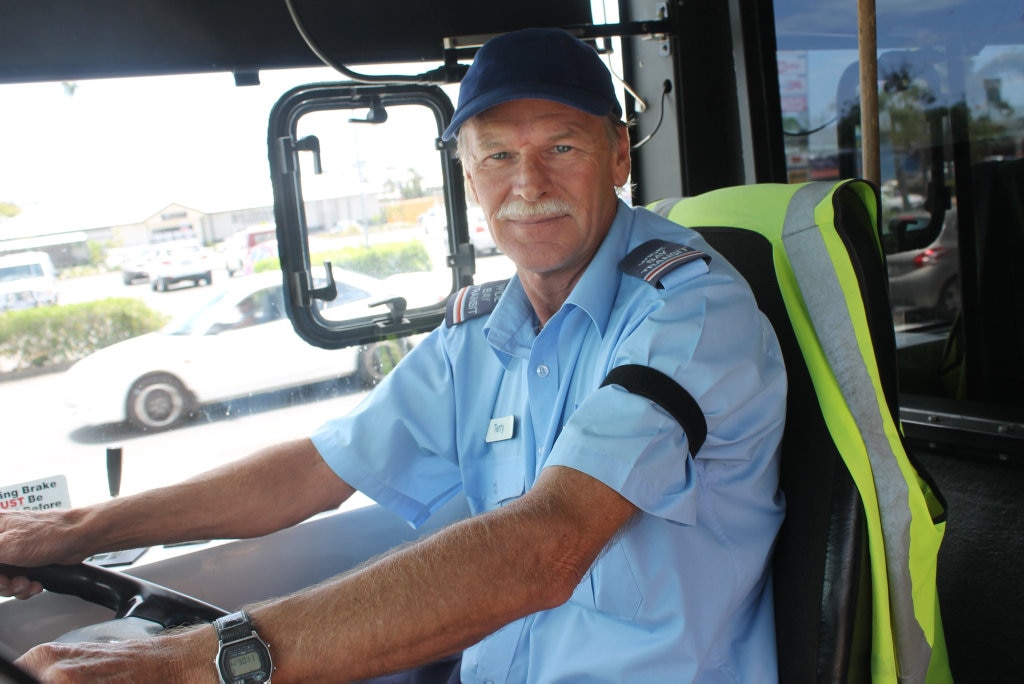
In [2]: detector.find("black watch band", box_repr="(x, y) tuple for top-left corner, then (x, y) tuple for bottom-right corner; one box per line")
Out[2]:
(214, 611), (257, 642)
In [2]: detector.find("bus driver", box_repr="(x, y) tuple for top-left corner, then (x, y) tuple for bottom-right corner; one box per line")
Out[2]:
(1, 28), (787, 683)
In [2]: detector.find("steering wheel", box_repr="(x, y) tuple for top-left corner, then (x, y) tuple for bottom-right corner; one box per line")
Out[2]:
(1, 562), (229, 681)
(0, 562), (229, 682)
(1, 561), (227, 640)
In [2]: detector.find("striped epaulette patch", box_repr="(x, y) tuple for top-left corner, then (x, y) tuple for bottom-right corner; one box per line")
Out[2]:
(445, 279), (510, 327)
(620, 239), (710, 287)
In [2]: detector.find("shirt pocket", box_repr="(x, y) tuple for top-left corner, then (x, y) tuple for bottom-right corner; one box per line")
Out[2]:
(461, 451), (527, 514)
(568, 538), (642, 621)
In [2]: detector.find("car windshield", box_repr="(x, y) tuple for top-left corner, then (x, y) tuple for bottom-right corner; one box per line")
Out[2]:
(0, 264), (42, 281)
(161, 289), (234, 336)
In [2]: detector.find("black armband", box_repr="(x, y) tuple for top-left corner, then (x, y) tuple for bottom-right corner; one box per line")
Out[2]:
(600, 364), (707, 456)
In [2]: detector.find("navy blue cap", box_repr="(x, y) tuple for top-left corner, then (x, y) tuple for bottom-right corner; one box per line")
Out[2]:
(442, 28), (622, 141)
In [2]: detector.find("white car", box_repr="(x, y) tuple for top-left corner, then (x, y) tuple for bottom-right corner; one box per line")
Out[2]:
(65, 270), (408, 431)
(120, 245), (157, 285)
(467, 205), (499, 255)
(0, 251), (58, 312)
(147, 241), (215, 291)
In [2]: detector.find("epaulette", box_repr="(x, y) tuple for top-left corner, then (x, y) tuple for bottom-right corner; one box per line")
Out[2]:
(445, 279), (510, 327)
(620, 239), (711, 288)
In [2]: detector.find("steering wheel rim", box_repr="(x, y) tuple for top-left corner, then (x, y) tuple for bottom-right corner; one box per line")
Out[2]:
(0, 562), (229, 681)
(0, 562), (228, 628)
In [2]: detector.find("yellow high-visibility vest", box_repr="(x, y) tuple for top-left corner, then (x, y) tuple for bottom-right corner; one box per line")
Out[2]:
(651, 180), (951, 683)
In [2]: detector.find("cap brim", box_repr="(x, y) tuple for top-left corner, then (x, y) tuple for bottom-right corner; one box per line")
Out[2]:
(441, 83), (620, 141)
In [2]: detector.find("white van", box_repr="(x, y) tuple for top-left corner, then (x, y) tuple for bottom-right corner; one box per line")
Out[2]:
(0, 250), (58, 312)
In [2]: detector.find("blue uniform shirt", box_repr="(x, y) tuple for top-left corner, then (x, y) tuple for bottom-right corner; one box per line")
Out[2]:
(312, 200), (787, 682)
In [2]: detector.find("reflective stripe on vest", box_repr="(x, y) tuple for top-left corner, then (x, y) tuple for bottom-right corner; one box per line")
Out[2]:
(650, 180), (951, 684)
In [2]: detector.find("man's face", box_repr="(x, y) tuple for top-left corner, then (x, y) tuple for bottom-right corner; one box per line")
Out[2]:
(460, 99), (630, 283)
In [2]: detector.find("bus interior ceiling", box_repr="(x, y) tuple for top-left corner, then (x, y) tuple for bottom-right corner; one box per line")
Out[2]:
(1, 0), (1023, 680)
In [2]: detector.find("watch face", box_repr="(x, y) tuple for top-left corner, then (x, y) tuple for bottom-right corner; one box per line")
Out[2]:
(219, 638), (272, 683)
(228, 648), (263, 676)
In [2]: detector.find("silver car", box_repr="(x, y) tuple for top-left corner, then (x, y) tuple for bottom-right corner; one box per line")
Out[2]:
(468, 205), (500, 256)
(886, 209), (960, 321)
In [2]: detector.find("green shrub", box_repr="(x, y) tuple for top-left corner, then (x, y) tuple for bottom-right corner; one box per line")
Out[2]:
(254, 240), (432, 279)
(0, 299), (169, 372)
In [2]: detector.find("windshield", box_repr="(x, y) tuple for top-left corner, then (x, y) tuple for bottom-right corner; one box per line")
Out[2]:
(0, 66), (416, 515)
(0, 264), (43, 281)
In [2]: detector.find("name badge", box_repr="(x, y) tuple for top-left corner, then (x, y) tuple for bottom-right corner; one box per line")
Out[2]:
(485, 415), (515, 443)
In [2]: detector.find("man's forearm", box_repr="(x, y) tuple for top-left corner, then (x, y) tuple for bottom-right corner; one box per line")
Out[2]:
(245, 465), (637, 682)
(66, 438), (354, 558)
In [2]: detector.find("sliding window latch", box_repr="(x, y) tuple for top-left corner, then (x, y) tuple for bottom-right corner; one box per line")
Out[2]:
(276, 134), (322, 175)
(290, 263), (337, 309)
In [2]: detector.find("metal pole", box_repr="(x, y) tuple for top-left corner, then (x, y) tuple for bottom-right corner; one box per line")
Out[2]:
(858, 0), (880, 185)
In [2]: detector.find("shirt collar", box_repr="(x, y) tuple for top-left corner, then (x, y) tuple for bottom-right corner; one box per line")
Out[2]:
(484, 199), (633, 360)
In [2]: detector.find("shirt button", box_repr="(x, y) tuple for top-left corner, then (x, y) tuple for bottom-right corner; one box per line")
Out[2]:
(536, 364), (550, 377)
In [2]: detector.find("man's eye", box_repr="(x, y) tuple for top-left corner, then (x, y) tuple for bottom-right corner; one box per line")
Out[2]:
(489, 151), (508, 160)
(553, 145), (573, 154)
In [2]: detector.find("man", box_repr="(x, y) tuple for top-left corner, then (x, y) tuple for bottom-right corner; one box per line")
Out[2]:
(1, 28), (786, 682)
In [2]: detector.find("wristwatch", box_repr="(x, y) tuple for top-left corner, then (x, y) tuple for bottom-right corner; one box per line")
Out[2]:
(213, 611), (274, 684)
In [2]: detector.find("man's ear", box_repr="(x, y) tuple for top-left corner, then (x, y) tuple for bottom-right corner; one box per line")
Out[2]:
(613, 126), (632, 187)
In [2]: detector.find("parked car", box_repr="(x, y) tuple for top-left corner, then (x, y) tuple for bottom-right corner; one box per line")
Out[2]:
(417, 204), (499, 255)
(886, 208), (960, 320)
(467, 205), (499, 255)
(148, 241), (214, 291)
(880, 180), (925, 212)
(65, 270), (408, 431)
(0, 251), (58, 312)
(223, 224), (278, 277)
(120, 246), (156, 285)
(417, 204), (447, 234)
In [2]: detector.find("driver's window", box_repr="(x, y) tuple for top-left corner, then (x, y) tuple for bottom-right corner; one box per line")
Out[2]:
(271, 85), (515, 347)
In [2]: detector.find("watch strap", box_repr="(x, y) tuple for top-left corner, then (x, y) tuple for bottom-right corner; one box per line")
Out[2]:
(214, 611), (256, 643)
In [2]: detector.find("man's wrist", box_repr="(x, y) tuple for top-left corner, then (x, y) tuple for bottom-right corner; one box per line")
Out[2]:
(213, 610), (274, 683)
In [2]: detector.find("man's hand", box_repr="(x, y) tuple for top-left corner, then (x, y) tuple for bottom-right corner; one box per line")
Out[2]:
(0, 509), (87, 600)
(15, 626), (218, 683)
(1, 439), (354, 602)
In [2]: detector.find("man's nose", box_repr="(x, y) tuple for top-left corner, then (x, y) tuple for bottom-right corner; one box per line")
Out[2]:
(511, 157), (550, 202)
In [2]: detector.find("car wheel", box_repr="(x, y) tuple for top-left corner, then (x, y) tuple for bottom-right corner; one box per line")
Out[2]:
(202, 271), (213, 285)
(937, 275), (961, 319)
(155, 277), (169, 292)
(126, 373), (195, 431)
(357, 340), (406, 388)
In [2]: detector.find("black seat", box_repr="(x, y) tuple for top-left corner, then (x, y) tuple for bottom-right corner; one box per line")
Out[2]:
(966, 157), (1024, 405)
(651, 180), (946, 682)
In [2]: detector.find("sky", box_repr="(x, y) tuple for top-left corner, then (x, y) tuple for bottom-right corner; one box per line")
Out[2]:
(0, 65), (457, 236)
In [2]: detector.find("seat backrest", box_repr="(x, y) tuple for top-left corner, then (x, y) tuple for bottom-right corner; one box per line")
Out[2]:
(650, 180), (948, 682)
(967, 158), (1024, 405)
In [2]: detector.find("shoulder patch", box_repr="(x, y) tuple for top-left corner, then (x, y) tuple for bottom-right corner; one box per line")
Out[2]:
(620, 239), (711, 288)
(445, 279), (510, 327)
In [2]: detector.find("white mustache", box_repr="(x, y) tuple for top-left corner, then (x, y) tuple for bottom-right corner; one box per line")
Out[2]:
(495, 198), (575, 221)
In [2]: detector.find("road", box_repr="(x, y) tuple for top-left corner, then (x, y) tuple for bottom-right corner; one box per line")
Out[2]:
(0, 366), (376, 510)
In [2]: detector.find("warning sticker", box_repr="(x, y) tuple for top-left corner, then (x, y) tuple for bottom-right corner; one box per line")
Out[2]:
(0, 475), (72, 512)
